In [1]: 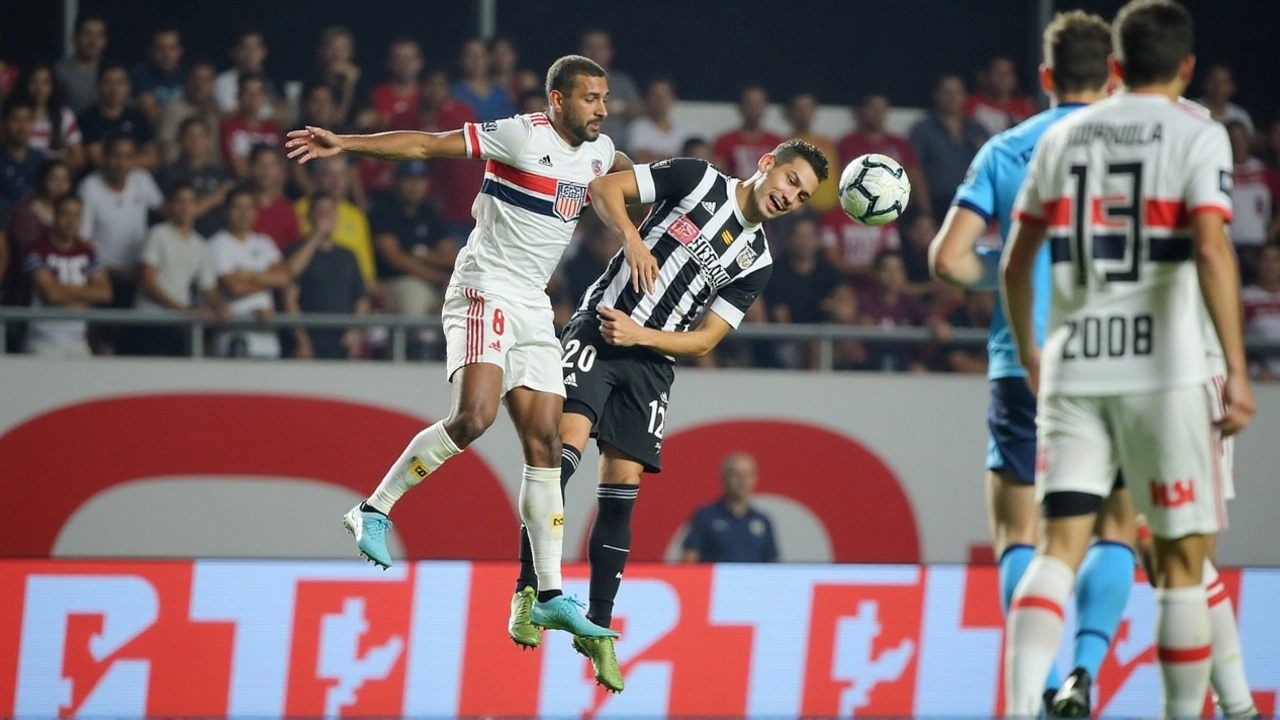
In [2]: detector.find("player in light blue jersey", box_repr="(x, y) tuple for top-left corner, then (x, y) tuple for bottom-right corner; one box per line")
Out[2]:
(928, 11), (1131, 716)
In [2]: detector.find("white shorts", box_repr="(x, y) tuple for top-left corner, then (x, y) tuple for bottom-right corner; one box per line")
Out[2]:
(1036, 385), (1228, 539)
(441, 285), (564, 397)
(1206, 371), (1235, 501)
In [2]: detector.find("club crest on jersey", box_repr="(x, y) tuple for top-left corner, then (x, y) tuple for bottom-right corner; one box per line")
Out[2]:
(592, 159), (604, 176)
(736, 245), (758, 269)
(554, 182), (587, 222)
(669, 214), (700, 245)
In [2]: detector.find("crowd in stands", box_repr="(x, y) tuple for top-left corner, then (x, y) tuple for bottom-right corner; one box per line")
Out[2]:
(2, 18), (1278, 376)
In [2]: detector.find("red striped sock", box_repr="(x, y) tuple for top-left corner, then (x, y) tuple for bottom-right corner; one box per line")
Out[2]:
(1156, 585), (1213, 719)
(1006, 555), (1074, 716)
(1203, 561), (1257, 715)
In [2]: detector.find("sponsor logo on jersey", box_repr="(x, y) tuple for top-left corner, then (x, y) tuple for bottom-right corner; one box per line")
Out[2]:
(481, 121), (498, 132)
(669, 215), (700, 245)
(688, 235), (733, 289)
(553, 182), (587, 222)
(703, 201), (718, 215)
(538, 155), (553, 167)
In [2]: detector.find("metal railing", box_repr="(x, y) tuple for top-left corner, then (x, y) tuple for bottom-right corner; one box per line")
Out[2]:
(3, 307), (1278, 371)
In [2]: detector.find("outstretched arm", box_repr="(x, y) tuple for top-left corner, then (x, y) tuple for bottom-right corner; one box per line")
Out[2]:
(285, 125), (469, 164)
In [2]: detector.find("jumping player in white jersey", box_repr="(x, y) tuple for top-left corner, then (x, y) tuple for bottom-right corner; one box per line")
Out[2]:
(285, 55), (658, 640)
(999, 1), (1255, 716)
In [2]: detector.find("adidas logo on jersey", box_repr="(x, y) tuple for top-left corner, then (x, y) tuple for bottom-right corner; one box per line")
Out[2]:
(564, 373), (578, 387)
(538, 155), (553, 167)
(489, 340), (501, 352)
(701, 201), (717, 214)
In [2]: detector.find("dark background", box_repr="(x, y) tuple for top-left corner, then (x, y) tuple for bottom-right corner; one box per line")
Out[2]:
(5, 0), (1279, 120)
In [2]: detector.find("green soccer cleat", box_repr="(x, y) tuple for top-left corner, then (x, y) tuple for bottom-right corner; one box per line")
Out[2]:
(530, 595), (619, 639)
(508, 586), (541, 649)
(573, 635), (624, 693)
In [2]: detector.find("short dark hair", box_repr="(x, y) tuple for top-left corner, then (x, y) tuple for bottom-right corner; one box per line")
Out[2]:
(873, 249), (904, 271)
(1224, 120), (1249, 137)
(248, 143), (278, 164)
(238, 72), (267, 93)
(225, 184), (255, 210)
(681, 136), (707, 155)
(187, 56), (218, 74)
(1, 94), (35, 119)
(1044, 11), (1112, 94)
(235, 25), (265, 45)
(103, 132), (136, 154)
(1113, 0), (1194, 87)
(97, 60), (129, 84)
(151, 24), (181, 43)
(544, 54), (606, 98)
(309, 191), (337, 214)
(54, 193), (83, 213)
(166, 179), (197, 200)
(177, 115), (209, 137)
(75, 13), (106, 34)
(772, 139), (830, 183)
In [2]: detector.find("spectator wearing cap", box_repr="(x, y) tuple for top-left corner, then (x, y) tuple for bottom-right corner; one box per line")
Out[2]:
(681, 452), (779, 563)
(370, 160), (455, 320)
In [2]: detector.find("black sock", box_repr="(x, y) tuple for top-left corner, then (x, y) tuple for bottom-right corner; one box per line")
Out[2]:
(359, 501), (386, 516)
(515, 445), (581, 594)
(586, 483), (638, 628)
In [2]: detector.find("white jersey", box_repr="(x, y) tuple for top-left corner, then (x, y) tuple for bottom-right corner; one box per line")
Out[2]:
(455, 112), (616, 306)
(1014, 93), (1234, 395)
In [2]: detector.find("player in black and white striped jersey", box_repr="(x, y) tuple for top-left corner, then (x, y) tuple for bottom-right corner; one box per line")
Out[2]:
(508, 140), (828, 691)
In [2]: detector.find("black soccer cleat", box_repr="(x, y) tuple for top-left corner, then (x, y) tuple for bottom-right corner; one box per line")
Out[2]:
(1051, 667), (1093, 718)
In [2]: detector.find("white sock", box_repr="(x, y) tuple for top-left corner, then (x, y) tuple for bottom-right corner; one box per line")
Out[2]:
(519, 464), (564, 594)
(1205, 561), (1257, 716)
(1005, 555), (1074, 717)
(367, 422), (461, 514)
(1157, 585), (1213, 719)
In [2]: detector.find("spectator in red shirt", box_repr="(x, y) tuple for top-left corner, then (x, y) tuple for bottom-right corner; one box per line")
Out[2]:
(220, 73), (281, 179)
(964, 56), (1038, 136)
(713, 85), (783, 180)
(420, 68), (480, 240)
(5, 159), (71, 306)
(248, 144), (299, 251)
(355, 37), (424, 201)
(839, 94), (931, 218)
(819, 202), (900, 288)
(24, 194), (112, 356)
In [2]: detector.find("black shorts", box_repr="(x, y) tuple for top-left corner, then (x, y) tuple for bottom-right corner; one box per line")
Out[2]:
(560, 313), (674, 473)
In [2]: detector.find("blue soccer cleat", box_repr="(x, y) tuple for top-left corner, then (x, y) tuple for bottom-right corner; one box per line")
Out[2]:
(530, 595), (619, 639)
(342, 504), (393, 569)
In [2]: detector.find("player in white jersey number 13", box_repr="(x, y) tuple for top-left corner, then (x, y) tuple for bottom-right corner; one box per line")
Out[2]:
(999, 2), (1255, 717)
(286, 54), (653, 641)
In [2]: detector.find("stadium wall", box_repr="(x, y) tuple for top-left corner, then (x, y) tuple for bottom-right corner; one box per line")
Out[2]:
(2, 559), (1278, 718)
(1, 357), (1277, 567)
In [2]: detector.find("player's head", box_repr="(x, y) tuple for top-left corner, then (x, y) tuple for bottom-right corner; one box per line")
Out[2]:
(749, 139), (828, 220)
(1111, 0), (1195, 91)
(545, 54), (608, 144)
(53, 194), (84, 241)
(719, 452), (758, 502)
(1039, 10), (1113, 99)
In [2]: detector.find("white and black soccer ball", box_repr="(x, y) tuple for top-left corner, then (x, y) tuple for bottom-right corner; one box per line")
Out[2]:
(839, 153), (911, 226)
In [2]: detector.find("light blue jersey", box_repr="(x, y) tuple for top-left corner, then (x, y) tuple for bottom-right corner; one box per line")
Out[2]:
(951, 103), (1086, 380)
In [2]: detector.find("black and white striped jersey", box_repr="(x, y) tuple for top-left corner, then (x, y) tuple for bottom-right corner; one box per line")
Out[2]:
(577, 158), (772, 333)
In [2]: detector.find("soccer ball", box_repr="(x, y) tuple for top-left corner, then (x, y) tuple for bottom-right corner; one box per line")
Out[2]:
(839, 154), (911, 226)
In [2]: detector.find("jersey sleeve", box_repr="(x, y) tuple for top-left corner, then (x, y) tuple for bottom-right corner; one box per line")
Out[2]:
(461, 115), (533, 164)
(1184, 124), (1234, 221)
(632, 158), (710, 204)
(1011, 144), (1049, 225)
(710, 264), (772, 328)
(951, 140), (999, 223)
